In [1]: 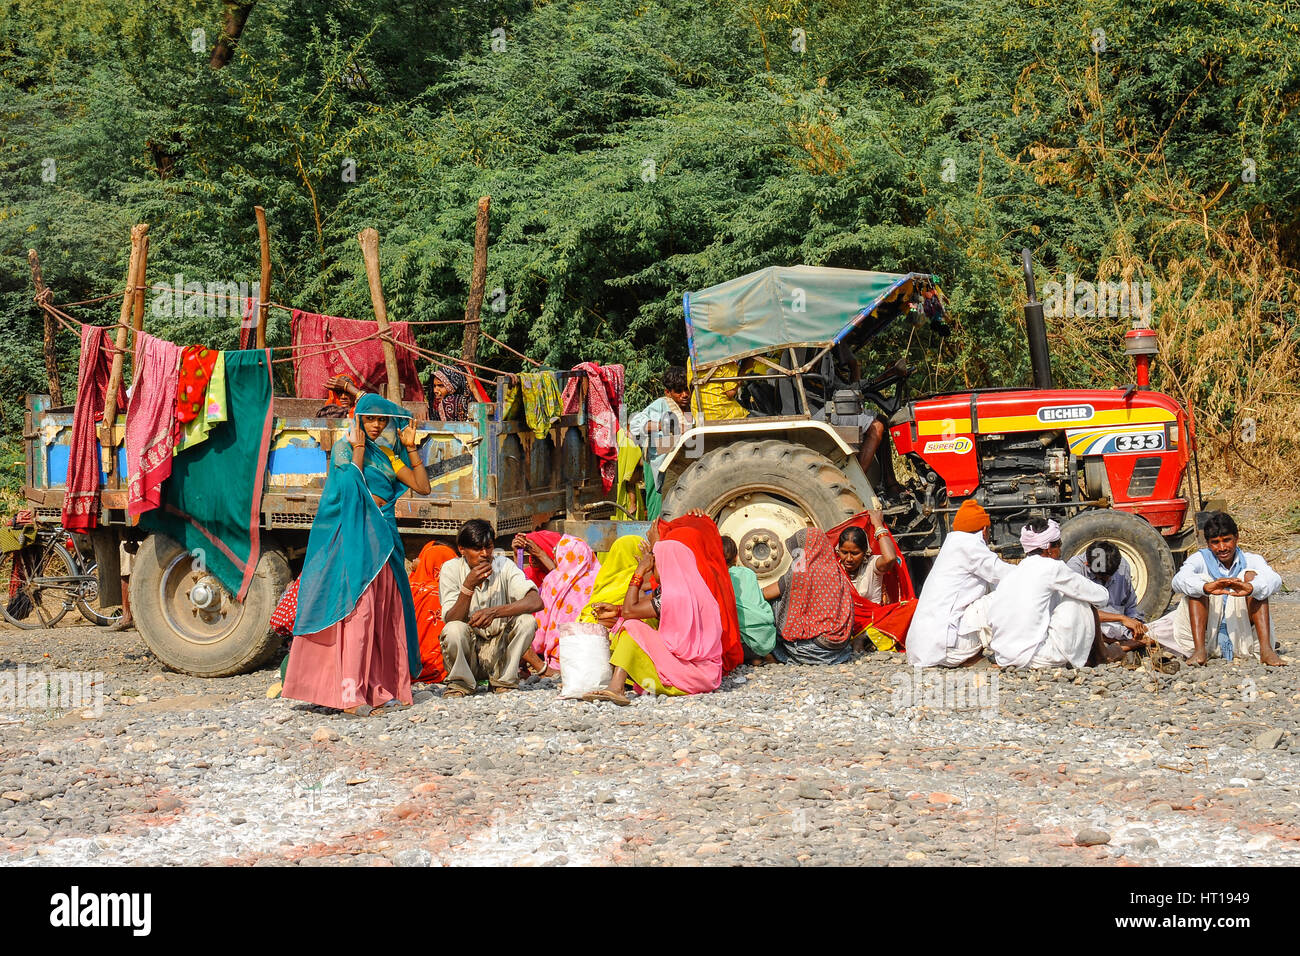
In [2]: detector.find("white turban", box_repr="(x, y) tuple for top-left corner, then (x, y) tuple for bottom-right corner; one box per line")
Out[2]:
(1020, 519), (1061, 553)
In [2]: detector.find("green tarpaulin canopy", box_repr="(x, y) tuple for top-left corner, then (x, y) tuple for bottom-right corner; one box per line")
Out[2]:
(684, 266), (928, 370)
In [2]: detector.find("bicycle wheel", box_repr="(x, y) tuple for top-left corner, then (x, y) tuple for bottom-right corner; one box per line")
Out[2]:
(0, 543), (77, 629)
(69, 546), (124, 627)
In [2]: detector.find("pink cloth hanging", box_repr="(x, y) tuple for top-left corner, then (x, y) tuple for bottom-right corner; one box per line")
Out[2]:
(62, 325), (126, 532)
(125, 332), (182, 517)
(290, 310), (426, 403)
(560, 362), (624, 493)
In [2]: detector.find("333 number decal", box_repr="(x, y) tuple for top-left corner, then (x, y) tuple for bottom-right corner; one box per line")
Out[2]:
(1113, 432), (1164, 451)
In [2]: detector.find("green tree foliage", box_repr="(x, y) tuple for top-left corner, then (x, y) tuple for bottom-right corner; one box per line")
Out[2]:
(1, 0), (1297, 493)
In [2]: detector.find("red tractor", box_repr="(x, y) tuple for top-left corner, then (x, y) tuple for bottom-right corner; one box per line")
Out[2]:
(658, 252), (1205, 619)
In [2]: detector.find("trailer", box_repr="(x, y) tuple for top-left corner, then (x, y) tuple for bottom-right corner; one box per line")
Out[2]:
(21, 375), (614, 676)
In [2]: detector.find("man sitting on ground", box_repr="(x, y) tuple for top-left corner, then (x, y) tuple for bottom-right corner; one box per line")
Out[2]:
(439, 519), (544, 697)
(1147, 511), (1284, 666)
(1066, 540), (1148, 644)
(906, 500), (1013, 667)
(982, 517), (1123, 669)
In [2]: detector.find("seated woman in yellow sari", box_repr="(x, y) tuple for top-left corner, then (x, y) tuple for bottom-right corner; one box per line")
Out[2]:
(578, 534), (647, 632)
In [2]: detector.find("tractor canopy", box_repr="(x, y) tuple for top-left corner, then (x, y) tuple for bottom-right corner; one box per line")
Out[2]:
(683, 265), (932, 371)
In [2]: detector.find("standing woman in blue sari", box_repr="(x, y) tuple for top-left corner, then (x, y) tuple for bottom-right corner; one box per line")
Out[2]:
(283, 393), (430, 713)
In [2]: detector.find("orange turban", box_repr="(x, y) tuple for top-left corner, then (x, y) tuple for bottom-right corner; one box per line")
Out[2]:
(953, 499), (990, 533)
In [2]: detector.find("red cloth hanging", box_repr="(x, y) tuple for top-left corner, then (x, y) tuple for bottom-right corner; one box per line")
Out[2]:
(561, 362), (624, 493)
(62, 324), (126, 532)
(290, 310), (426, 404)
(176, 345), (219, 423)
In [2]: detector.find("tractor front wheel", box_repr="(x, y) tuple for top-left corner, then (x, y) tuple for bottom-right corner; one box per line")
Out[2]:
(660, 440), (867, 586)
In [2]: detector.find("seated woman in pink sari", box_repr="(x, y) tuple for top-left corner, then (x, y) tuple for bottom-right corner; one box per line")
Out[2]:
(584, 539), (723, 705)
(529, 534), (600, 676)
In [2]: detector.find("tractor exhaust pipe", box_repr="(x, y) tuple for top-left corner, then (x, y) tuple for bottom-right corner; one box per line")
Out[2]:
(1021, 248), (1054, 389)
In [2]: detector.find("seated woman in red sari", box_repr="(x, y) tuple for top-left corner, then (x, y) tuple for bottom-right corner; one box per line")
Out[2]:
(584, 539), (724, 705)
(655, 510), (743, 673)
(762, 528), (856, 665)
(831, 511), (918, 653)
(284, 394), (430, 713)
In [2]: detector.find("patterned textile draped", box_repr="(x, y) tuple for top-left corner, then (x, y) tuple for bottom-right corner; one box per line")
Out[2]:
(560, 362), (624, 493)
(125, 332), (182, 517)
(532, 535), (600, 672)
(521, 530), (563, 590)
(770, 529), (854, 645)
(519, 371), (564, 439)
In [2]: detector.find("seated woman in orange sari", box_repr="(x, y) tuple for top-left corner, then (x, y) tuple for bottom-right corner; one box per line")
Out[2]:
(409, 542), (456, 683)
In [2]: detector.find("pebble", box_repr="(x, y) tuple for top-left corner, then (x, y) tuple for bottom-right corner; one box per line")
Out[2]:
(1074, 828), (1111, 847)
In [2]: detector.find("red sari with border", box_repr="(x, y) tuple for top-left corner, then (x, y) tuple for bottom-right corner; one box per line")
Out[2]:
(825, 515), (917, 650)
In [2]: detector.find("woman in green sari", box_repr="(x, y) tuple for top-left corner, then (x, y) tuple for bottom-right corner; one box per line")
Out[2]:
(284, 393), (430, 713)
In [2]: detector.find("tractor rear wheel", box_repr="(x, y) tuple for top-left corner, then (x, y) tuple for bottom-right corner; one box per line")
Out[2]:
(1059, 509), (1175, 620)
(661, 439), (866, 585)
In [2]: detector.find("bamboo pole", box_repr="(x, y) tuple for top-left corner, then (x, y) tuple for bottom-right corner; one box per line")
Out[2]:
(27, 248), (63, 406)
(356, 227), (401, 401)
(255, 205), (271, 348)
(99, 223), (148, 476)
(460, 195), (490, 365)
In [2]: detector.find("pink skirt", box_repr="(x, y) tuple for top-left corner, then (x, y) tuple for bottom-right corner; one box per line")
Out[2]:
(282, 565), (412, 710)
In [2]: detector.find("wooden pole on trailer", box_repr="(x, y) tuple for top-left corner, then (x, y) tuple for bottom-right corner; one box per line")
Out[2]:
(255, 205), (271, 348)
(27, 248), (64, 406)
(460, 195), (490, 365)
(356, 227), (401, 401)
(99, 223), (148, 477)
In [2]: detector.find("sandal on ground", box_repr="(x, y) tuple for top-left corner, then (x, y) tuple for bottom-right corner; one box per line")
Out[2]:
(442, 686), (472, 699)
(492, 685), (515, 694)
(584, 688), (630, 706)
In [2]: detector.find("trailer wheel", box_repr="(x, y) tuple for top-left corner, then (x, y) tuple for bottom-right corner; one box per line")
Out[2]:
(1059, 509), (1175, 620)
(130, 534), (290, 677)
(661, 439), (866, 585)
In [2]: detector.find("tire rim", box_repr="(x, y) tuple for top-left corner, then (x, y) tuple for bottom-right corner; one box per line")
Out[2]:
(1073, 538), (1151, 606)
(714, 492), (815, 586)
(158, 551), (245, 645)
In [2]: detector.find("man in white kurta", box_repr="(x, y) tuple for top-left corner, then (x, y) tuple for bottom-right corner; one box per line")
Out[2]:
(907, 500), (1013, 667)
(1146, 511), (1284, 666)
(983, 518), (1116, 668)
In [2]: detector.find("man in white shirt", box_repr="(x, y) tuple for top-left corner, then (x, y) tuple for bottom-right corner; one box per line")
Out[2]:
(1147, 511), (1284, 666)
(907, 500), (1013, 667)
(984, 517), (1121, 669)
(439, 519), (545, 697)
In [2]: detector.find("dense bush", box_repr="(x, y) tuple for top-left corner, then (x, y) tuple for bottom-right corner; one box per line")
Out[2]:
(2, 0), (1296, 496)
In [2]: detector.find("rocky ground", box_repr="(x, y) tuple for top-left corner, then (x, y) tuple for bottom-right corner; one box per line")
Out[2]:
(0, 593), (1297, 867)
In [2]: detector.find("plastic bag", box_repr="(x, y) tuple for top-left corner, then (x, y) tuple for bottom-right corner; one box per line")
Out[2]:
(557, 621), (613, 699)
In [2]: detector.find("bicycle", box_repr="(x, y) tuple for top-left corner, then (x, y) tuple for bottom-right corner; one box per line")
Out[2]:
(0, 525), (123, 629)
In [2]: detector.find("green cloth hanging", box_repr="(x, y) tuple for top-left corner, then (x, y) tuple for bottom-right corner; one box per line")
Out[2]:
(140, 350), (274, 601)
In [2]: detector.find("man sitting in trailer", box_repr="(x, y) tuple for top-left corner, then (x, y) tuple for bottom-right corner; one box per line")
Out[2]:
(1146, 511), (1284, 666)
